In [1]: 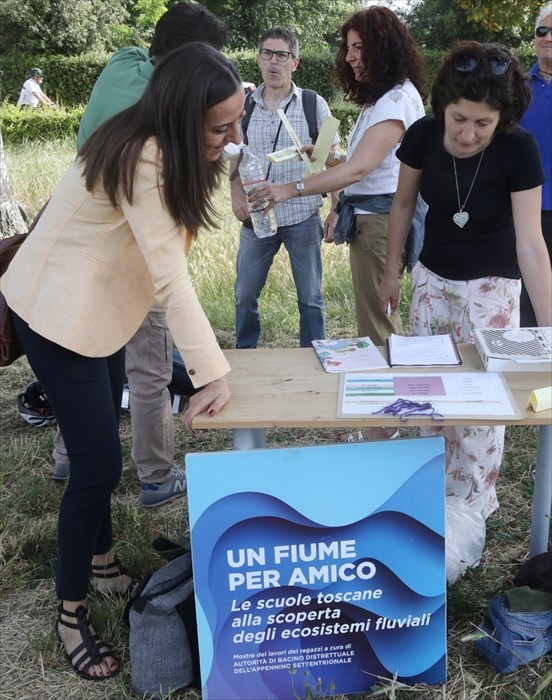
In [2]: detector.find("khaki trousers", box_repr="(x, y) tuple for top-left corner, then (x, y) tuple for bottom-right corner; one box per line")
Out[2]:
(53, 305), (175, 484)
(349, 213), (405, 345)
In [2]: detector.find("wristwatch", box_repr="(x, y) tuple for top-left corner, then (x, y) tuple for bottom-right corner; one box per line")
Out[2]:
(295, 180), (305, 196)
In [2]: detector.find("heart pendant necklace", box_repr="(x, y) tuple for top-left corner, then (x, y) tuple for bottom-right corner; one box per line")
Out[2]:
(451, 147), (485, 228)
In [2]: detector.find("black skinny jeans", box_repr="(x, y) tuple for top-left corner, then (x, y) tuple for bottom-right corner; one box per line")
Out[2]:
(13, 313), (126, 600)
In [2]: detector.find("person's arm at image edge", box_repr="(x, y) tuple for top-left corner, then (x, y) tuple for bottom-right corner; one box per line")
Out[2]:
(378, 162), (421, 314)
(512, 186), (552, 327)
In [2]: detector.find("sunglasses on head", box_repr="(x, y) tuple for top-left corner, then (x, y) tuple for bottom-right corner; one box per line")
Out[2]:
(536, 26), (552, 37)
(453, 53), (512, 75)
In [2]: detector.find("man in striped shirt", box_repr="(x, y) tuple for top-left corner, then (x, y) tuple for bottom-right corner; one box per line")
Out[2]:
(231, 26), (337, 348)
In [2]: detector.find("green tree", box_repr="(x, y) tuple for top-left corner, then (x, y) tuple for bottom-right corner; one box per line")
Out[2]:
(131, 0), (168, 29)
(108, 0), (169, 49)
(401, 0), (524, 49)
(203, 0), (356, 50)
(458, 0), (543, 34)
(0, 0), (128, 55)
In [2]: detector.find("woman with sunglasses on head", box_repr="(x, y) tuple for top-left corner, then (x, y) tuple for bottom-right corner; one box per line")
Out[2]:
(379, 41), (552, 522)
(519, 2), (552, 326)
(2, 43), (242, 681)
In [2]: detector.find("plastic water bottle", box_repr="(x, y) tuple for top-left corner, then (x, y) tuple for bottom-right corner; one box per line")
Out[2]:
(239, 145), (277, 238)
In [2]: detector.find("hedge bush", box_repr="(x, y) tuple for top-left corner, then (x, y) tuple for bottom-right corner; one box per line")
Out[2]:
(2, 46), (510, 109)
(0, 51), (109, 106)
(1, 46), (536, 110)
(1, 103), (84, 145)
(330, 102), (361, 139)
(0, 99), (361, 145)
(1, 45), (536, 145)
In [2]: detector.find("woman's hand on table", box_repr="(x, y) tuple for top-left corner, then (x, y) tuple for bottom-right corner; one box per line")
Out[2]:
(183, 377), (230, 437)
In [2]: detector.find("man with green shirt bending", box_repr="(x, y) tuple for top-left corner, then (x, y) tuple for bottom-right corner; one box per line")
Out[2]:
(51, 2), (228, 508)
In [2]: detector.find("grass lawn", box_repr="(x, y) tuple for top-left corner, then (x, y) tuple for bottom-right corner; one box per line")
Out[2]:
(0, 138), (550, 699)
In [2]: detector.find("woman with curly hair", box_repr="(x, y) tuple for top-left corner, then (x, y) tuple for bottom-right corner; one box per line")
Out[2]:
(379, 42), (551, 519)
(249, 5), (426, 347)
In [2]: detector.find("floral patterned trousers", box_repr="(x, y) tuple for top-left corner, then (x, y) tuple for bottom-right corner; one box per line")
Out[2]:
(410, 262), (521, 518)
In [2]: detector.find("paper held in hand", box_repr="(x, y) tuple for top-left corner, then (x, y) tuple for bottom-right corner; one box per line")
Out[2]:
(272, 110), (339, 175)
(386, 334), (462, 367)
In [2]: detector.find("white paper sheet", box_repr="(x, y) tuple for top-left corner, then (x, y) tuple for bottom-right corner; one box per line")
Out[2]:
(387, 334), (461, 366)
(338, 372), (520, 419)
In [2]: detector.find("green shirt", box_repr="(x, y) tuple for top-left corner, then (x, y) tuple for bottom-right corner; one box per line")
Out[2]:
(77, 47), (154, 150)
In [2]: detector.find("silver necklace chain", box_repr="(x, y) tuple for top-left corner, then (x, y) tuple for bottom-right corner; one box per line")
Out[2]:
(451, 148), (485, 228)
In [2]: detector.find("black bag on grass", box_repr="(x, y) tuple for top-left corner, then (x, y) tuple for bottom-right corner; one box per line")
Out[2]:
(127, 552), (200, 698)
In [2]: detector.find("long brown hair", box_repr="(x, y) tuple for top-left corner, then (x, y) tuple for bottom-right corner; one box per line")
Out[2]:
(335, 6), (426, 107)
(79, 43), (241, 236)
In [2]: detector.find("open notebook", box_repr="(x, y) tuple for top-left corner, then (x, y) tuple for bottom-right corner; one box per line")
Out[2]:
(386, 334), (462, 367)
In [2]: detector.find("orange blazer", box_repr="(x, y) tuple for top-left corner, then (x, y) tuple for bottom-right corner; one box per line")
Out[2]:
(1, 139), (230, 388)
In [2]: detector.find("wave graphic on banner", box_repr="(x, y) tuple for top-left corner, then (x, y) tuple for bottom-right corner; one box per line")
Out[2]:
(193, 489), (445, 698)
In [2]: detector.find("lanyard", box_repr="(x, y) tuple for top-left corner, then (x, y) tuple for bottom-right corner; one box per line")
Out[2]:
(265, 99), (292, 181)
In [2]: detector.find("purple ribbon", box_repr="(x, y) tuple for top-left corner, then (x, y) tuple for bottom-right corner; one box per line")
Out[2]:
(373, 398), (444, 422)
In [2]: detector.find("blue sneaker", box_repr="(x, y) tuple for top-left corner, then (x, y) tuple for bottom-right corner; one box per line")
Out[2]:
(51, 462), (70, 480)
(140, 467), (187, 508)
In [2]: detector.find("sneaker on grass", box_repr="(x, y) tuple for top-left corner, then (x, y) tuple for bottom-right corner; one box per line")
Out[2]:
(140, 467), (187, 508)
(51, 462), (70, 480)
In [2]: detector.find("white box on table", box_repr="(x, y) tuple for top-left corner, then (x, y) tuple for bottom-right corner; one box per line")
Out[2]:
(474, 327), (551, 373)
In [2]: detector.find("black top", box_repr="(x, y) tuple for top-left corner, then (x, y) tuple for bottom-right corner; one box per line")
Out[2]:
(397, 115), (544, 280)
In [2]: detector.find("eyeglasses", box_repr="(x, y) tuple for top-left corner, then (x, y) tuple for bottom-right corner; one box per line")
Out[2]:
(453, 53), (512, 75)
(259, 48), (295, 63)
(535, 26), (552, 37)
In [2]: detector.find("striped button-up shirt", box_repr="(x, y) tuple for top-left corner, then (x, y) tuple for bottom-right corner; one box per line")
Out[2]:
(243, 82), (335, 227)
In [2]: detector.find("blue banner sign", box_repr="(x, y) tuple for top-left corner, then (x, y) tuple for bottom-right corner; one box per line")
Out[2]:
(186, 438), (446, 699)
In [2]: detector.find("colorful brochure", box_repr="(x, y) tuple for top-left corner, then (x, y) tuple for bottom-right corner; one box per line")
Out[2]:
(312, 337), (389, 373)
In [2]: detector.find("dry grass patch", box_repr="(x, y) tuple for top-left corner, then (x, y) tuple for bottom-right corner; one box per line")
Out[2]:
(2, 360), (550, 700)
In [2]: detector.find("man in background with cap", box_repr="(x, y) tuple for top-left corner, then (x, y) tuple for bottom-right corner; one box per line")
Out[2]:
(17, 68), (55, 108)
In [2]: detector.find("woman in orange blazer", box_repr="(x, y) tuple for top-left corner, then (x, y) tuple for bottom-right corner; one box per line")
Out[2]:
(1, 43), (244, 681)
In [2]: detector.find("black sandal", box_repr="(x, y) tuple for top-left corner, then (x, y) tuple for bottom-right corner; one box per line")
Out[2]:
(56, 604), (119, 681)
(90, 554), (142, 599)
